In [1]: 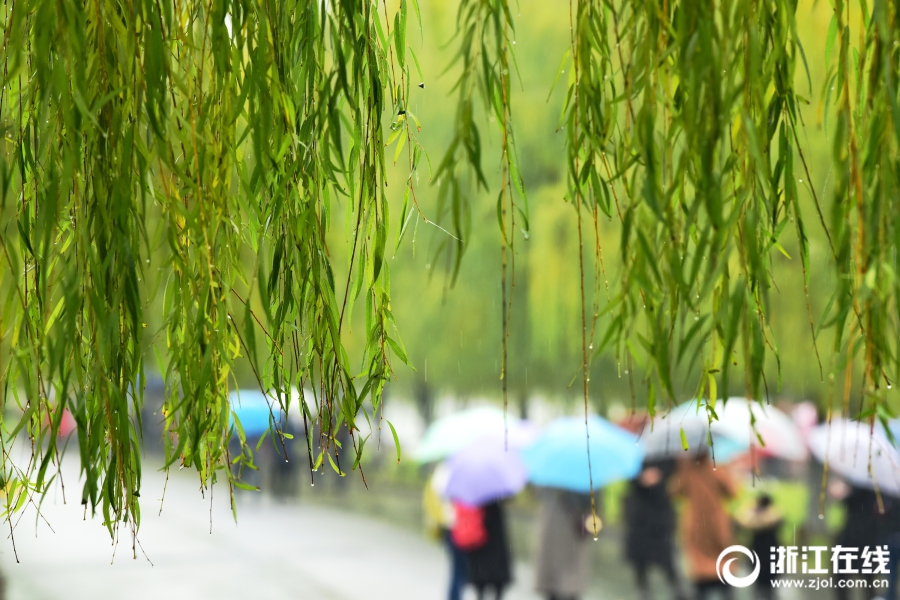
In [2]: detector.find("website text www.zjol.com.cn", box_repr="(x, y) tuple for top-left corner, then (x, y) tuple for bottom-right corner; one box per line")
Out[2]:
(772, 577), (889, 591)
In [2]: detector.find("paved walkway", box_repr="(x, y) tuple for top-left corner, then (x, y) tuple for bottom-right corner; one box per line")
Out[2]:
(0, 460), (563, 600)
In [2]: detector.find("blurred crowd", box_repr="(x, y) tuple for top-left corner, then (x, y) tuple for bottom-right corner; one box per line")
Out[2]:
(417, 401), (900, 600)
(131, 382), (900, 600)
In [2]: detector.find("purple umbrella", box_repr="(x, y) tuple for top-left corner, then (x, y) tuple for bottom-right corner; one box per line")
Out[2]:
(444, 436), (529, 506)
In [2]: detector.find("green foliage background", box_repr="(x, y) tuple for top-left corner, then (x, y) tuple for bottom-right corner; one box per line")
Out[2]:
(379, 0), (844, 407)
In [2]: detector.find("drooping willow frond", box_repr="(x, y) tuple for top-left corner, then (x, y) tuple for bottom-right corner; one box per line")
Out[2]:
(0, 0), (416, 542)
(570, 0), (806, 419)
(565, 0), (900, 451)
(436, 0), (527, 423)
(824, 0), (900, 428)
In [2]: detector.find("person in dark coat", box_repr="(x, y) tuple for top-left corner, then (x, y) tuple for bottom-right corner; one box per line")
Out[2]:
(736, 493), (782, 600)
(832, 484), (880, 600)
(466, 500), (512, 600)
(624, 459), (687, 600)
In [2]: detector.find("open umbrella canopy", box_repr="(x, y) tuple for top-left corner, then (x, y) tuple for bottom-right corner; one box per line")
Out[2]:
(229, 390), (278, 438)
(444, 435), (529, 506)
(641, 398), (805, 461)
(715, 398), (808, 460)
(521, 416), (644, 492)
(808, 418), (900, 497)
(414, 406), (534, 463)
(228, 388), (312, 439)
(640, 402), (748, 461)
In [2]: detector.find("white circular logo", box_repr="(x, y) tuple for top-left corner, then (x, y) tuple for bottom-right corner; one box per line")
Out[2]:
(716, 545), (761, 587)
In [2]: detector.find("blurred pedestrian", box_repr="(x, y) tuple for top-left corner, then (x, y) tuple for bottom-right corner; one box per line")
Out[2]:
(670, 452), (737, 600)
(534, 488), (593, 600)
(624, 459), (687, 600)
(424, 464), (467, 600)
(735, 493), (782, 600)
(464, 500), (512, 600)
(829, 481), (880, 600)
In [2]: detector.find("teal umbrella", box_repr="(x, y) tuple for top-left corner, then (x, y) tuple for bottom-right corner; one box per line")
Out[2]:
(229, 389), (278, 438)
(414, 406), (527, 463)
(521, 415), (644, 492)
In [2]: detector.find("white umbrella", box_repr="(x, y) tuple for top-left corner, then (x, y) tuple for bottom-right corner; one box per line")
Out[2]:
(715, 397), (808, 461)
(808, 418), (900, 497)
(640, 400), (749, 461)
(413, 406), (535, 463)
(640, 398), (806, 462)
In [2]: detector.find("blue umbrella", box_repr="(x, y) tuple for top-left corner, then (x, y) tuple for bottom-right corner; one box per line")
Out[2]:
(521, 415), (644, 492)
(229, 390), (278, 438)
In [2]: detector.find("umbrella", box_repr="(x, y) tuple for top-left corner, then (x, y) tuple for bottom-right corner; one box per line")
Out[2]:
(641, 398), (806, 461)
(715, 398), (808, 461)
(444, 436), (529, 505)
(521, 415), (644, 492)
(639, 402), (749, 461)
(808, 418), (900, 497)
(414, 406), (533, 463)
(229, 390), (278, 438)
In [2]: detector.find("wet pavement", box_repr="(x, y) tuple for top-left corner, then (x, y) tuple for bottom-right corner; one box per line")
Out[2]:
(0, 459), (568, 600)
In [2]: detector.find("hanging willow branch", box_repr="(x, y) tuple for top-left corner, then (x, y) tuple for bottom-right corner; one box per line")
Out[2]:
(0, 0), (418, 542)
(564, 0), (900, 458)
(435, 0), (527, 425)
(565, 0), (816, 436)
(822, 0), (900, 436)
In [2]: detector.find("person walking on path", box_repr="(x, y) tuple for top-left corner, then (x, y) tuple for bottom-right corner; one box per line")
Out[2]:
(624, 459), (687, 600)
(735, 493), (782, 600)
(465, 500), (513, 600)
(534, 488), (593, 600)
(424, 464), (467, 600)
(670, 452), (738, 600)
